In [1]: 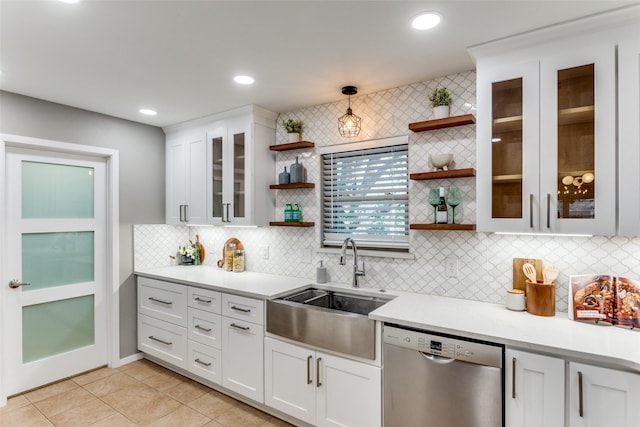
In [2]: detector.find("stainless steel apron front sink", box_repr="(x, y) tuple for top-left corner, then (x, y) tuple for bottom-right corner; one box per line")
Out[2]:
(266, 287), (392, 360)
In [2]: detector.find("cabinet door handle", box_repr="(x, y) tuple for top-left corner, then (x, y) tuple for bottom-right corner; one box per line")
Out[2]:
(529, 194), (534, 228)
(230, 305), (251, 313)
(511, 357), (517, 399)
(316, 357), (322, 388)
(195, 358), (211, 367)
(225, 203), (231, 223)
(578, 371), (584, 417)
(149, 336), (172, 346)
(194, 297), (212, 304)
(229, 323), (250, 331)
(179, 204), (189, 222)
(149, 297), (172, 305)
(546, 193), (551, 229)
(195, 324), (212, 332)
(307, 355), (313, 384)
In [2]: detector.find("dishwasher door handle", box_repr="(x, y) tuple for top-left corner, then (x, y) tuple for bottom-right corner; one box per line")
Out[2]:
(420, 352), (456, 364)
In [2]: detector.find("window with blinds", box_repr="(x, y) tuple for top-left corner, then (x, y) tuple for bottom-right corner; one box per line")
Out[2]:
(322, 143), (409, 250)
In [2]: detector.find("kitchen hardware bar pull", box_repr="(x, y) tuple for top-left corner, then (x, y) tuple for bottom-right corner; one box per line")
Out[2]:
(230, 323), (250, 331)
(195, 324), (212, 332)
(226, 203), (231, 222)
(512, 357), (516, 399)
(149, 336), (172, 346)
(9, 280), (31, 288)
(316, 357), (322, 388)
(578, 371), (584, 417)
(149, 297), (172, 305)
(194, 297), (212, 303)
(546, 193), (551, 229)
(179, 205), (185, 222)
(529, 194), (534, 228)
(230, 305), (251, 313)
(195, 358), (211, 367)
(307, 355), (313, 384)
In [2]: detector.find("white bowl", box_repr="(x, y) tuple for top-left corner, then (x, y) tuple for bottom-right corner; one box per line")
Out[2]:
(429, 153), (454, 169)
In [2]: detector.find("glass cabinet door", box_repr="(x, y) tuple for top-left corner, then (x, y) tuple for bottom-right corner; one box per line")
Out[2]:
(211, 134), (224, 220)
(540, 45), (616, 235)
(232, 131), (246, 220)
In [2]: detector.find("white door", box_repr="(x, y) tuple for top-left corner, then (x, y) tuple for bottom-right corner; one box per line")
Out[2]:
(4, 148), (108, 395)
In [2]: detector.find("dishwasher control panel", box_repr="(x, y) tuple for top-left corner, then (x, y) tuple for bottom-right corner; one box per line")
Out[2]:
(383, 325), (503, 368)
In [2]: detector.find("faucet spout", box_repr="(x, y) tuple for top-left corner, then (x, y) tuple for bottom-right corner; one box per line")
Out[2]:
(340, 238), (365, 288)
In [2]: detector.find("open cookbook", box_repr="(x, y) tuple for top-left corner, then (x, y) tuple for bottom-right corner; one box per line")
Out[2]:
(569, 274), (640, 330)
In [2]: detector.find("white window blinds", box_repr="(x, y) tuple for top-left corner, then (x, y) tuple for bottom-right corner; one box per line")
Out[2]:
(322, 143), (409, 250)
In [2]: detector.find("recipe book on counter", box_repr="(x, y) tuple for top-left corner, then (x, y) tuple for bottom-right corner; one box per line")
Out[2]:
(569, 274), (640, 330)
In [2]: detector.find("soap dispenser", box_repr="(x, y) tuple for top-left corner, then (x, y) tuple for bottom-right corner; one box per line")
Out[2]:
(316, 260), (327, 284)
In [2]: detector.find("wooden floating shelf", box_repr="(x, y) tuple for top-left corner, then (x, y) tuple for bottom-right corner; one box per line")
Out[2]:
(269, 141), (315, 151)
(409, 114), (475, 133)
(410, 224), (476, 231)
(269, 221), (315, 227)
(410, 168), (476, 180)
(269, 182), (315, 189)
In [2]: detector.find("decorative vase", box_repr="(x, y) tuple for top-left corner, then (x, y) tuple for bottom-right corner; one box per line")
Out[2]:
(433, 105), (450, 119)
(287, 132), (301, 143)
(278, 166), (290, 184)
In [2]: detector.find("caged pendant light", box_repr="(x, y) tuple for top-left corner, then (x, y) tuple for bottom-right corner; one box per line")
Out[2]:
(338, 86), (361, 137)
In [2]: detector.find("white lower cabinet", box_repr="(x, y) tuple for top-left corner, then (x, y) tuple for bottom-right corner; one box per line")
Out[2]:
(187, 340), (222, 384)
(138, 314), (188, 369)
(568, 362), (640, 427)
(222, 311), (264, 403)
(505, 349), (565, 427)
(265, 337), (381, 427)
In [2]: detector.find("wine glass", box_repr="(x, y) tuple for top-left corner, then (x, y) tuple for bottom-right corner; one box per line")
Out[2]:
(428, 188), (440, 224)
(447, 187), (462, 224)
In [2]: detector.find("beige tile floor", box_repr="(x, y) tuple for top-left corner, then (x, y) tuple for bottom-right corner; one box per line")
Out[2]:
(0, 359), (294, 427)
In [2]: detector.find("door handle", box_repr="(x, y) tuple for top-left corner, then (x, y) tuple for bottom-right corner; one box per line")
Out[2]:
(225, 203), (231, 223)
(512, 357), (517, 399)
(529, 194), (534, 228)
(578, 371), (584, 417)
(546, 193), (551, 229)
(9, 279), (31, 289)
(307, 355), (313, 384)
(316, 357), (322, 388)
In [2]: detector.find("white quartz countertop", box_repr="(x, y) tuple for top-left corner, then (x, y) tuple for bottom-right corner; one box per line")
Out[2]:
(135, 266), (312, 299)
(135, 266), (640, 372)
(369, 293), (640, 373)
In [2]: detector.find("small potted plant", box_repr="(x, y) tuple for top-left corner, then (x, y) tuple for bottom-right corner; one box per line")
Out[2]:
(282, 119), (303, 143)
(429, 87), (451, 119)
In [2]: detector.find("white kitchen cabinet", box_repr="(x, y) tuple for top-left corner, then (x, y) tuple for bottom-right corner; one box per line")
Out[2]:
(207, 106), (277, 226)
(505, 349), (564, 427)
(569, 362), (640, 427)
(165, 127), (207, 224)
(138, 277), (188, 327)
(617, 28), (640, 236)
(474, 37), (616, 235)
(138, 312), (188, 369)
(265, 337), (381, 427)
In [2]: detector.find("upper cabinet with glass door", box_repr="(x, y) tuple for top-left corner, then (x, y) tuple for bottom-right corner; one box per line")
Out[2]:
(472, 25), (617, 235)
(207, 106), (278, 226)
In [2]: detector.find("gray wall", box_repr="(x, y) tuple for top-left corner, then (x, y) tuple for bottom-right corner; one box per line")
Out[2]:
(0, 91), (165, 358)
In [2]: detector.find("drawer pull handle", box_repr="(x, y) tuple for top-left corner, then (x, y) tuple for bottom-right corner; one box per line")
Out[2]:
(230, 305), (251, 313)
(195, 358), (211, 367)
(149, 297), (172, 305)
(230, 323), (250, 331)
(195, 324), (212, 332)
(195, 297), (212, 304)
(149, 336), (172, 346)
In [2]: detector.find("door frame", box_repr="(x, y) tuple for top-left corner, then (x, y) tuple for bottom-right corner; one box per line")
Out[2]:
(0, 133), (120, 406)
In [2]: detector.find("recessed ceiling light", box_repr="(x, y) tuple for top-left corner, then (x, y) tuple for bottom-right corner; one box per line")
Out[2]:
(58, 0), (82, 3)
(411, 12), (442, 30)
(139, 109), (157, 116)
(234, 75), (255, 85)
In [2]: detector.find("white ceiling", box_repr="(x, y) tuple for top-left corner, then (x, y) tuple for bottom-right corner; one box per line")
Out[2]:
(0, 0), (635, 128)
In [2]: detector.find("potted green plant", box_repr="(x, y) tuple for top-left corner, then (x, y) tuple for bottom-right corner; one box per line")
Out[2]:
(429, 87), (451, 119)
(282, 119), (303, 142)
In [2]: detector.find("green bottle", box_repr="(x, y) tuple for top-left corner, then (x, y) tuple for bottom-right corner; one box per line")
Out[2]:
(285, 203), (293, 222)
(292, 203), (301, 222)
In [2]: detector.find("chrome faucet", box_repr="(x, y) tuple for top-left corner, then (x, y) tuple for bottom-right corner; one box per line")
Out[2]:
(339, 237), (365, 288)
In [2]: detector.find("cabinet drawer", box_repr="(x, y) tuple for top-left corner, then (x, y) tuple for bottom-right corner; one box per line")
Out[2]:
(222, 293), (264, 325)
(188, 307), (222, 349)
(138, 314), (187, 369)
(187, 340), (222, 385)
(138, 277), (187, 326)
(188, 287), (222, 314)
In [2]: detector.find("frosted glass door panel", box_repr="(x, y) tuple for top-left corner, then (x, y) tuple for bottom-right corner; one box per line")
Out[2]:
(22, 161), (94, 219)
(22, 232), (94, 291)
(22, 295), (95, 363)
(212, 136), (223, 218)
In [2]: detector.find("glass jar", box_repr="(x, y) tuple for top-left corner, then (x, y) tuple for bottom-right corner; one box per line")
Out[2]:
(225, 243), (236, 271)
(233, 249), (245, 272)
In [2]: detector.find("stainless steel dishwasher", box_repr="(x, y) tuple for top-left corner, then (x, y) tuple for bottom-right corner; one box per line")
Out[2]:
(384, 324), (504, 427)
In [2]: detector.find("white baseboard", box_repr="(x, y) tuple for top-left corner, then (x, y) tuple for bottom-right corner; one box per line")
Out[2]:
(118, 352), (144, 367)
